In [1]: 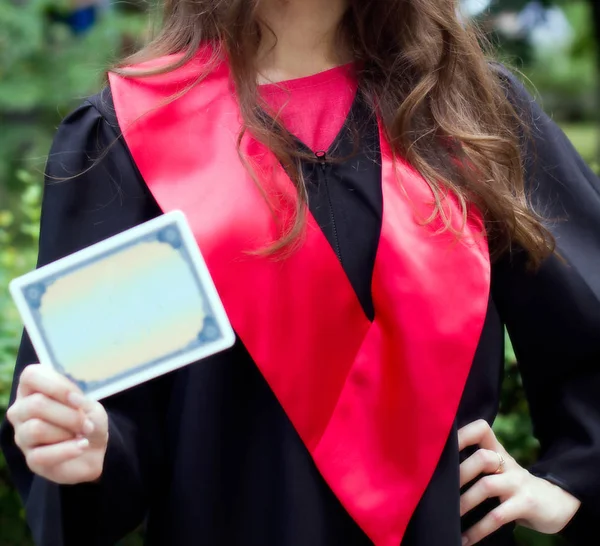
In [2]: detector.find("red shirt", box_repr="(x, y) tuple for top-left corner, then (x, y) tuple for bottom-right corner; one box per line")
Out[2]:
(259, 64), (358, 153)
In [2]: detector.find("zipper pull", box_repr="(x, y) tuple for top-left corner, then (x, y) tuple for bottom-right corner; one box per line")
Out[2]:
(315, 150), (327, 172)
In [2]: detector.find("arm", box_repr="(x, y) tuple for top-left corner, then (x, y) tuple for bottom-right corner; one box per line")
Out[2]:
(492, 70), (600, 542)
(0, 93), (172, 546)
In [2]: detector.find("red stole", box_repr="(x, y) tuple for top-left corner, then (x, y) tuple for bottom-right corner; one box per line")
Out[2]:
(109, 50), (490, 546)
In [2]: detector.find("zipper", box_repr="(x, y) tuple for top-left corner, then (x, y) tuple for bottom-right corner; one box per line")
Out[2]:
(315, 150), (342, 264)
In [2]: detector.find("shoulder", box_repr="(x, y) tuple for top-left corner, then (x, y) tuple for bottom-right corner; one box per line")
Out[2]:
(45, 87), (148, 209)
(108, 45), (226, 98)
(107, 46), (229, 130)
(50, 86), (120, 165)
(54, 42), (224, 157)
(85, 86), (120, 131)
(41, 88), (160, 264)
(488, 62), (575, 166)
(488, 62), (541, 127)
(489, 62), (529, 95)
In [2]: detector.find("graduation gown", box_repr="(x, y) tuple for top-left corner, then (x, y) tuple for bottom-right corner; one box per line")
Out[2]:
(1, 56), (600, 546)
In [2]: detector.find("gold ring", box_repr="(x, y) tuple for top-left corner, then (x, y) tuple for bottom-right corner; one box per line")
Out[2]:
(495, 452), (506, 474)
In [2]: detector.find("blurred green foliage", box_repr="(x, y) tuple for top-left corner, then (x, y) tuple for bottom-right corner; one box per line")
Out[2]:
(0, 2), (148, 544)
(0, 0), (597, 545)
(0, 168), (40, 545)
(527, 2), (597, 124)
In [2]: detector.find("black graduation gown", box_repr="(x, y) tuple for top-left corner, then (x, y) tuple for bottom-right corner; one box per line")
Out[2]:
(1, 70), (600, 546)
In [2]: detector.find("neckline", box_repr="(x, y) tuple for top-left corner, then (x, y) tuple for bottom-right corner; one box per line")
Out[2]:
(258, 63), (356, 91)
(273, 89), (368, 158)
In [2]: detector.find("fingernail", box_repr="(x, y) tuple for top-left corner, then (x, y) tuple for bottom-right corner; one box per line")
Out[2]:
(77, 438), (90, 450)
(462, 537), (469, 546)
(67, 391), (86, 409)
(82, 419), (95, 435)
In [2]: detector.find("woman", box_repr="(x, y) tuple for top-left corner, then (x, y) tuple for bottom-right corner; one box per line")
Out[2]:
(1, 0), (599, 545)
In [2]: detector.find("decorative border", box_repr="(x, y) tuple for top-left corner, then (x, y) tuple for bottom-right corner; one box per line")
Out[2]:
(19, 221), (223, 393)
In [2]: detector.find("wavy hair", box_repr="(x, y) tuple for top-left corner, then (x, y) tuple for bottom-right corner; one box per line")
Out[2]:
(114, 0), (554, 264)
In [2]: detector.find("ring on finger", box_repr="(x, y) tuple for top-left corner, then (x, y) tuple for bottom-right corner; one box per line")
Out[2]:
(494, 451), (506, 474)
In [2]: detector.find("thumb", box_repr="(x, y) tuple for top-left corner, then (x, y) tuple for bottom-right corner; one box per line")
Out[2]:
(81, 401), (109, 446)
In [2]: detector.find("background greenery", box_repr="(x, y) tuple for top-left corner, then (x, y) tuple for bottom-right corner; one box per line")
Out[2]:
(0, 0), (597, 544)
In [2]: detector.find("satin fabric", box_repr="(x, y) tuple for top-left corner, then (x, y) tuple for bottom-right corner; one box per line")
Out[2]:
(108, 48), (491, 546)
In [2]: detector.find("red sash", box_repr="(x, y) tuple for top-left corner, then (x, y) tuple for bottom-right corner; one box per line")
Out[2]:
(109, 49), (490, 546)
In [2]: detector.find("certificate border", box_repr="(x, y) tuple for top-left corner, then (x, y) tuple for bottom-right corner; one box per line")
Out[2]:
(9, 211), (235, 400)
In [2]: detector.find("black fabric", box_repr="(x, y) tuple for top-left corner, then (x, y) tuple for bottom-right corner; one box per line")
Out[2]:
(300, 93), (382, 320)
(1, 73), (599, 546)
(493, 69), (600, 542)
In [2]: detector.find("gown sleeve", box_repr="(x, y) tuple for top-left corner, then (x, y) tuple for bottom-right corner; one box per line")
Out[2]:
(491, 69), (600, 543)
(0, 91), (172, 546)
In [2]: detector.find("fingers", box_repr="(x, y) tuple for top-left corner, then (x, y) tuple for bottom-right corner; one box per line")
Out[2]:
(462, 497), (521, 545)
(7, 392), (91, 435)
(78, 401), (109, 447)
(460, 474), (516, 517)
(26, 438), (90, 474)
(17, 364), (89, 410)
(6, 365), (109, 485)
(14, 419), (74, 450)
(458, 419), (502, 452)
(460, 449), (504, 487)
(458, 421), (539, 545)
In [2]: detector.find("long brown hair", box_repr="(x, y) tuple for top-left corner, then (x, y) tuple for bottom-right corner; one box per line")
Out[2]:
(114, 0), (554, 265)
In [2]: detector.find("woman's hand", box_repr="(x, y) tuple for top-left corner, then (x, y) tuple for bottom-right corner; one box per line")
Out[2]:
(458, 420), (581, 545)
(6, 364), (109, 485)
